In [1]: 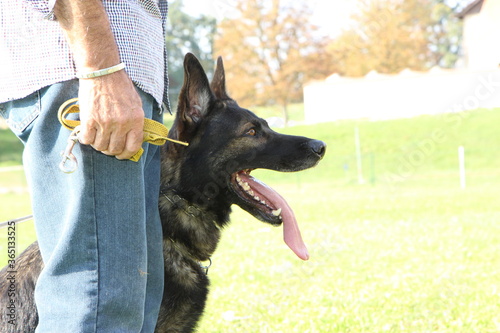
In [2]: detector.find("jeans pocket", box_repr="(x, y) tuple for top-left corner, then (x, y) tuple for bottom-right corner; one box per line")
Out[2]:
(0, 91), (40, 136)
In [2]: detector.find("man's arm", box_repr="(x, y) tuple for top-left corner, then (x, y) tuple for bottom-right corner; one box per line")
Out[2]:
(54, 0), (144, 160)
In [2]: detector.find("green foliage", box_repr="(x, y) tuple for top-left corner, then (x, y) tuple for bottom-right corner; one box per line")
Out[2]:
(428, 1), (463, 68)
(166, 0), (216, 110)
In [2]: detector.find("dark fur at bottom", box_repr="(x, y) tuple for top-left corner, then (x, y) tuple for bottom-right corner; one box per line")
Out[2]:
(0, 53), (325, 332)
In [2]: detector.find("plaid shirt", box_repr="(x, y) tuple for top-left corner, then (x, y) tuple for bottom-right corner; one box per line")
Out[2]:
(0, 0), (169, 108)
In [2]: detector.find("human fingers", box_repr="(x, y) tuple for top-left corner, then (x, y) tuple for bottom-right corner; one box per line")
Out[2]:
(114, 125), (144, 160)
(101, 128), (126, 156)
(91, 126), (113, 152)
(77, 121), (98, 146)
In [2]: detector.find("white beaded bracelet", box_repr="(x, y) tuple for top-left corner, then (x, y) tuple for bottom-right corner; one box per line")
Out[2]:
(76, 62), (126, 79)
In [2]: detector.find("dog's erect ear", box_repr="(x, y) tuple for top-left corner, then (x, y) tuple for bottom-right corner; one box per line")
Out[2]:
(178, 53), (214, 124)
(210, 56), (231, 100)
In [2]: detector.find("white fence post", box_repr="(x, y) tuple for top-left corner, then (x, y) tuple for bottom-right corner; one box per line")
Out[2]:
(355, 126), (364, 184)
(459, 146), (466, 189)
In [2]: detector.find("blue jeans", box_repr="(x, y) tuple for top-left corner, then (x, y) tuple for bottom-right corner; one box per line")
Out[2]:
(0, 80), (164, 332)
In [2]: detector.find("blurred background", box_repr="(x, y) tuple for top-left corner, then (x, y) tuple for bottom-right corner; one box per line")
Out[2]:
(1, 0), (499, 332)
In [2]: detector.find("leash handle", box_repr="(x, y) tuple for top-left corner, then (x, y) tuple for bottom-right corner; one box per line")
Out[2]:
(57, 98), (80, 131)
(56, 98), (189, 172)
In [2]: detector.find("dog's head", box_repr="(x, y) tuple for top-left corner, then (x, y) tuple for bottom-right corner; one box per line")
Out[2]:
(164, 53), (326, 260)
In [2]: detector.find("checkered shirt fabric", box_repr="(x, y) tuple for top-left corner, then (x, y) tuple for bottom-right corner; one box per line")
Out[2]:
(0, 0), (169, 108)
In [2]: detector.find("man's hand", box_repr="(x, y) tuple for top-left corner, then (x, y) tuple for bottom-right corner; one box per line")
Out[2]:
(78, 71), (144, 160)
(55, 0), (144, 160)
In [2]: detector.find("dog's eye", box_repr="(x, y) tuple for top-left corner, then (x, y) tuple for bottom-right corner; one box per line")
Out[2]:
(246, 128), (257, 136)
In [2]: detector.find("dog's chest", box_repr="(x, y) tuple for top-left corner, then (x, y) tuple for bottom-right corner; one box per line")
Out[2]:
(159, 192), (222, 261)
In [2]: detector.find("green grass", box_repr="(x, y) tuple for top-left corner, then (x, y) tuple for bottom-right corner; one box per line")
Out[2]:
(0, 127), (24, 166)
(250, 108), (500, 191)
(199, 184), (500, 332)
(1, 108), (500, 332)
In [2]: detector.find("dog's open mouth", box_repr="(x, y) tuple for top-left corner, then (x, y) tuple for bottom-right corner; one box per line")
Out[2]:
(230, 170), (309, 260)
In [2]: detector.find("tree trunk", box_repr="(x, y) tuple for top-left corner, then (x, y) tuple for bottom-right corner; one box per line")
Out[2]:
(281, 103), (289, 127)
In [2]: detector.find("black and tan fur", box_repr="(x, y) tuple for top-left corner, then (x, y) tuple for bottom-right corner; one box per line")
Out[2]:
(0, 53), (326, 332)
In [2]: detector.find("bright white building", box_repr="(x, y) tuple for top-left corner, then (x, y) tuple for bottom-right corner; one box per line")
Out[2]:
(458, 0), (500, 70)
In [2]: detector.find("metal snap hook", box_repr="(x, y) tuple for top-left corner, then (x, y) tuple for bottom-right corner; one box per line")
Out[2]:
(59, 151), (78, 174)
(59, 130), (80, 174)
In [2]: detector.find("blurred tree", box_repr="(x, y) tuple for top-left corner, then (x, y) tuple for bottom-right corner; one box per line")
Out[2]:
(214, 0), (336, 124)
(166, 0), (216, 110)
(428, 0), (463, 68)
(328, 0), (462, 77)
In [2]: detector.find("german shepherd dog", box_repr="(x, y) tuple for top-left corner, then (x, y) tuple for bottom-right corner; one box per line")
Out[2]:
(0, 53), (326, 332)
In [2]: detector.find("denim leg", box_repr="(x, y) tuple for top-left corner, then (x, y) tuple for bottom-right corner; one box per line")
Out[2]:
(1, 80), (164, 332)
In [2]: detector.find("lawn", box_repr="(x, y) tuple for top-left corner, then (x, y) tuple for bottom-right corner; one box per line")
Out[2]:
(1, 107), (499, 332)
(0, 125), (24, 166)
(199, 184), (500, 333)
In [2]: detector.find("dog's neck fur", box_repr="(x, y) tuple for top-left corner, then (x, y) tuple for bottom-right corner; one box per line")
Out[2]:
(159, 187), (226, 262)
(160, 189), (211, 222)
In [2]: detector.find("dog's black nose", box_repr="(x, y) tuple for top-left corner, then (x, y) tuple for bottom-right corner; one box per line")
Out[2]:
(308, 140), (326, 158)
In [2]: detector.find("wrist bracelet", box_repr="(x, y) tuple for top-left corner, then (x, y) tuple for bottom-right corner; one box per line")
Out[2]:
(76, 62), (126, 79)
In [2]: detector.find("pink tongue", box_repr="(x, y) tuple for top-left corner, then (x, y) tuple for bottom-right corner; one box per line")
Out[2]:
(243, 174), (310, 260)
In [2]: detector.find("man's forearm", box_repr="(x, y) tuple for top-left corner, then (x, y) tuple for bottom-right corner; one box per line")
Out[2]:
(54, 0), (121, 72)
(53, 0), (144, 160)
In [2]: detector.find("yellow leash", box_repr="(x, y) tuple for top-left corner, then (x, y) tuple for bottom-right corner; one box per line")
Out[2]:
(57, 98), (188, 172)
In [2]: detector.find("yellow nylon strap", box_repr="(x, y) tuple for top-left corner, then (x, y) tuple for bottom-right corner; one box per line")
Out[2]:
(57, 98), (188, 162)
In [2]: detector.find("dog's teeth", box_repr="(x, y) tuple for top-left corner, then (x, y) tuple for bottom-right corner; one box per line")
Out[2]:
(248, 190), (254, 196)
(272, 208), (282, 216)
(243, 182), (250, 191)
(260, 200), (266, 204)
(254, 195), (260, 201)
